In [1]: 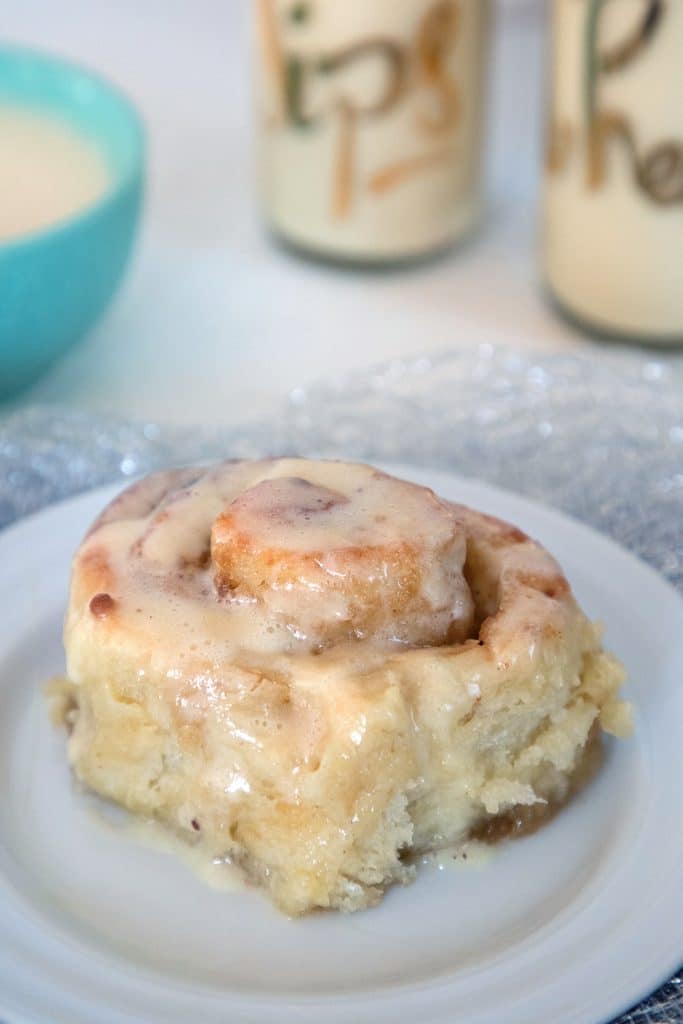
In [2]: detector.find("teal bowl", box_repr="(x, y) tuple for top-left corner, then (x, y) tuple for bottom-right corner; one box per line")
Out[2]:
(0, 46), (145, 399)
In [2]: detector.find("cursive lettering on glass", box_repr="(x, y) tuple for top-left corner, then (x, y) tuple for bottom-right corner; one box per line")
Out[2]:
(257, 0), (464, 219)
(547, 0), (683, 206)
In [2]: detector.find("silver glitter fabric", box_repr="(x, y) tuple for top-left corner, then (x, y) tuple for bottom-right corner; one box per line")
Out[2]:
(0, 344), (682, 1022)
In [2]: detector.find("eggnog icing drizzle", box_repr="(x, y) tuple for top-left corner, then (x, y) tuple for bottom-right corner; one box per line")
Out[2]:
(79, 459), (476, 668)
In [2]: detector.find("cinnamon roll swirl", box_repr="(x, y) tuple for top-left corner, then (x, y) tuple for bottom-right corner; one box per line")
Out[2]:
(57, 458), (630, 915)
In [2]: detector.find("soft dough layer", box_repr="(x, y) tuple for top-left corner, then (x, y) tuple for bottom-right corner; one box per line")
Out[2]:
(59, 459), (630, 915)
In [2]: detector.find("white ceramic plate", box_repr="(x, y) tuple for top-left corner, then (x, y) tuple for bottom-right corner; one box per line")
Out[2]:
(0, 468), (681, 1024)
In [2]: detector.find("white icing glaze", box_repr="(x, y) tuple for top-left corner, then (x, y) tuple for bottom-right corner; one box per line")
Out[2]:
(79, 458), (475, 658)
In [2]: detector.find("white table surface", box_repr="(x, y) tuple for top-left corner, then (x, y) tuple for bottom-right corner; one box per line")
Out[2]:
(4, 0), (602, 430)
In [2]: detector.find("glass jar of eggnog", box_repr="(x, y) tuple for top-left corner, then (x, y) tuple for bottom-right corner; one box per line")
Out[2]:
(543, 0), (683, 344)
(253, 0), (491, 263)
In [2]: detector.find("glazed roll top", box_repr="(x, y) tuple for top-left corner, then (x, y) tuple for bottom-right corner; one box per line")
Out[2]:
(74, 458), (475, 655)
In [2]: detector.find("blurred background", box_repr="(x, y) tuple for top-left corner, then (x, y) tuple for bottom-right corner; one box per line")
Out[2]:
(2, 0), (568, 428)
